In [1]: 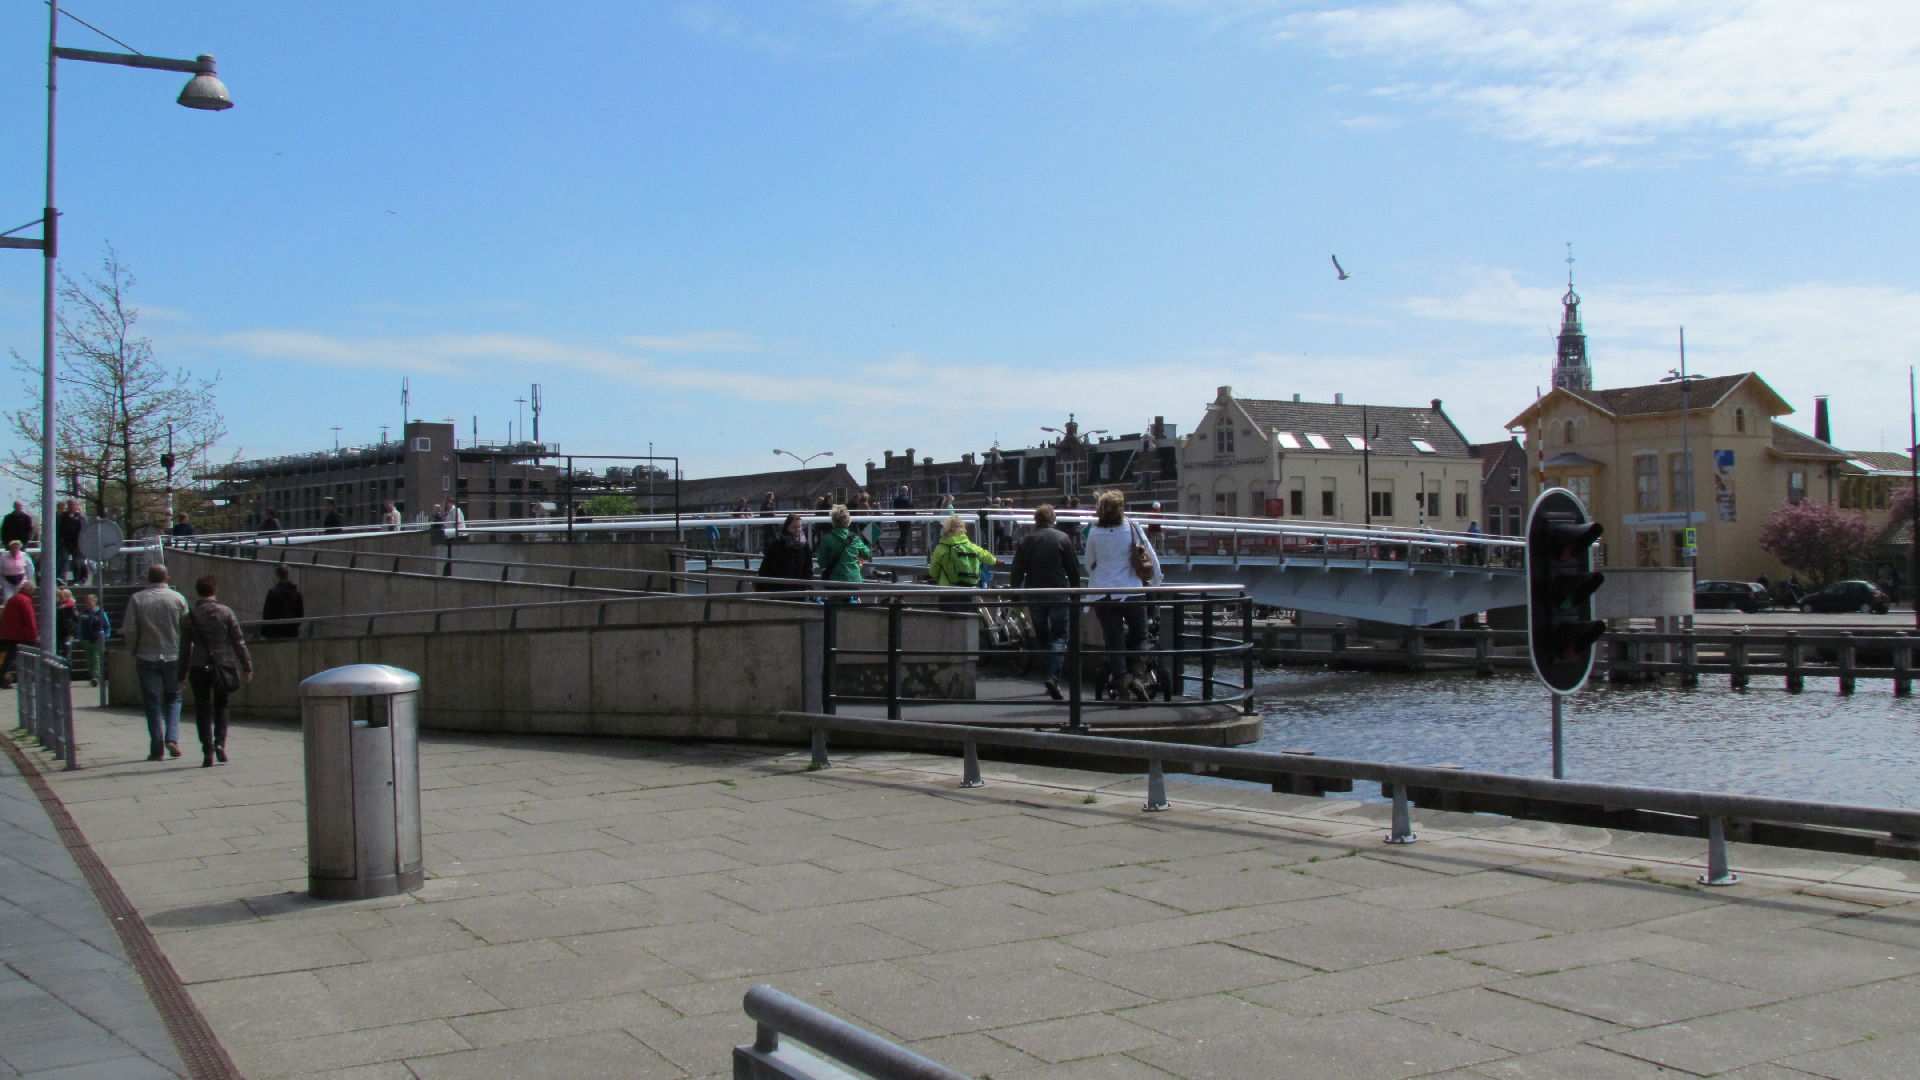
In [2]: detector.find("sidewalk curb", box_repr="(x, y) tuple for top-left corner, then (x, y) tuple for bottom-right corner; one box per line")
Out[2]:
(1, 729), (243, 1080)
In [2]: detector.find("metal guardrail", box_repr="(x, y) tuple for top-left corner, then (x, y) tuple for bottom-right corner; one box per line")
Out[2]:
(781, 711), (1920, 886)
(13, 647), (77, 771)
(735, 985), (967, 1080)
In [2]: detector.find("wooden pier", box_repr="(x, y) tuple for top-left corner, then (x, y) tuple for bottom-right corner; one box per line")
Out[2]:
(1254, 622), (1920, 695)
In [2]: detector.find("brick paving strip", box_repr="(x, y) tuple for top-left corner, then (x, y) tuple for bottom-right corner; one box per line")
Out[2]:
(16, 694), (1920, 1080)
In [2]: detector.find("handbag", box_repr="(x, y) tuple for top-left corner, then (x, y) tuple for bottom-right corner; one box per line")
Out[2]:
(211, 663), (242, 694)
(1128, 523), (1156, 586)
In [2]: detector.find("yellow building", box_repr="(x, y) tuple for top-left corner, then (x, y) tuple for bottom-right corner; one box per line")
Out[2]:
(1507, 374), (1849, 579)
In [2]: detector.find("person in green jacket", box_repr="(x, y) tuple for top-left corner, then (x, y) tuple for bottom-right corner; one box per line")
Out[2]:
(929, 514), (998, 610)
(815, 506), (873, 590)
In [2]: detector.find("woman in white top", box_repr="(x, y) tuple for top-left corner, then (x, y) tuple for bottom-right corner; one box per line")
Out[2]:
(0, 541), (34, 601)
(1083, 490), (1163, 700)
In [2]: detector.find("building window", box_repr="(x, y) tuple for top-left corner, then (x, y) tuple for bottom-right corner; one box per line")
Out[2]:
(1508, 466), (1521, 491)
(1250, 488), (1265, 516)
(1321, 490), (1336, 517)
(1669, 453), (1692, 511)
(1508, 504), (1522, 535)
(1289, 489), (1304, 516)
(1735, 408), (1746, 433)
(1563, 420), (1577, 445)
(1635, 531), (1661, 567)
(1213, 491), (1238, 516)
(1455, 491), (1468, 517)
(1788, 471), (1806, 504)
(1370, 490), (1394, 519)
(1488, 506), (1503, 534)
(1671, 530), (1689, 565)
(412, 437), (430, 452)
(1215, 426), (1234, 455)
(1635, 455), (1659, 510)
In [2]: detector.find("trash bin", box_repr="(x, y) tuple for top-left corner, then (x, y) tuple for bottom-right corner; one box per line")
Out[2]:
(301, 664), (424, 900)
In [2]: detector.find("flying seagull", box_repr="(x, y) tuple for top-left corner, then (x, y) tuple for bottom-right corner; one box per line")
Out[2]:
(1331, 255), (1353, 280)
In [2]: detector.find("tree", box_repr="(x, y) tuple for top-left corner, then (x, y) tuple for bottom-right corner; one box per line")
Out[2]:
(579, 493), (638, 516)
(7, 247), (226, 536)
(1758, 500), (1874, 587)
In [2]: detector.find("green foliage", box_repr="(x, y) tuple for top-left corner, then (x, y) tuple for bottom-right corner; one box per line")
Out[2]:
(579, 493), (638, 517)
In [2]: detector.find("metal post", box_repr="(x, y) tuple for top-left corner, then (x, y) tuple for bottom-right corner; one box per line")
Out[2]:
(1729, 629), (1749, 691)
(810, 726), (828, 770)
(1386, 782), (1418, 844)
(820, 599), (838, 715)
(59, 656), (77, 770)
(1550, 692), (1564, 780)
(1240, 597), (1255, 716)
(1897, 635), (1912, 698)
(1698, 816), (1739, 886)
(1143, 758), (1168, 811)
(38, 3), (60, 666)
(960, 740), (982, 788)
(886, 597), (903, 721)
(1785, 630), (1803, 693)
(1838, 631), (1856, 696)
(1067, 599), (1083, 731)
(1170, 601), (1187, 697)
(1679, 629), (1698, 688)
(1200, 600), (1216, 701)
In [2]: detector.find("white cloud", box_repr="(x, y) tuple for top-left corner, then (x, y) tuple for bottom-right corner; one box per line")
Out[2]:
(622, 331), (763, 353)
(1301, 0), (1920, 167)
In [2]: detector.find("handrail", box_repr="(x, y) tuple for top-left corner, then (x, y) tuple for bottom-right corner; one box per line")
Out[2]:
(782, 711), (1920, 885)
(736, 985), (967, 1080)
(12, 647), (77, 771)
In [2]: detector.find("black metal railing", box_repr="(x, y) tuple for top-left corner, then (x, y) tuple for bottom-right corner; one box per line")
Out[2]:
(735, 985), (967, 1080)
(781, 712), (1920, 886)
(807, 583), (1255, 730)
(12, 647), (77, 771)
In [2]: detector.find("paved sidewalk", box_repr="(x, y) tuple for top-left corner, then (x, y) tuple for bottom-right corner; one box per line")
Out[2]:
(17, 696), (1920, 1080)
(0, 737), (186, 1079)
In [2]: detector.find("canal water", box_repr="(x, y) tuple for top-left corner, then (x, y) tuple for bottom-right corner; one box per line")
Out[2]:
(1248, 668), (1920, 808)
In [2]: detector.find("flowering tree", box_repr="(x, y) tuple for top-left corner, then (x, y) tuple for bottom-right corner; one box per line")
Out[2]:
(1758, 501), (1874, 588)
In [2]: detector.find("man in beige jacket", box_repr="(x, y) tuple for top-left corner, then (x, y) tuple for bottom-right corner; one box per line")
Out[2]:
(124, 564), (189, 761)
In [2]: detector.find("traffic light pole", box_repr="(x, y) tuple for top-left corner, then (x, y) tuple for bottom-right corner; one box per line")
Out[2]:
(1550, 692), (1564, 779)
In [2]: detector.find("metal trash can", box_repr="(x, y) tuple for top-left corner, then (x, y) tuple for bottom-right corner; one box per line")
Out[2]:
(300, 664), (424, 900)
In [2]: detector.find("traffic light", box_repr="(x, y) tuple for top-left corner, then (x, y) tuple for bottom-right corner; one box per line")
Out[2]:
(1528, 488), (1606, 694)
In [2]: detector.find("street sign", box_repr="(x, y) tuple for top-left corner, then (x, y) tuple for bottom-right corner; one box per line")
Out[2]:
(77, 519), (123, 563)
(1527, 487), (1606, 695)
(1683, 526), (1699, 558)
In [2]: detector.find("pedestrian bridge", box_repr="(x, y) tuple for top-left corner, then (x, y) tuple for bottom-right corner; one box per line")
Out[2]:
(180, 510), (1527, 626)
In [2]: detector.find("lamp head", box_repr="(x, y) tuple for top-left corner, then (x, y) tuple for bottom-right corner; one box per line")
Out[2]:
(177, 56), (232, 111)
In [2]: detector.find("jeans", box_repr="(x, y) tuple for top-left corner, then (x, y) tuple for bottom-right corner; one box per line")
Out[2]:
(188, 667), (230, 756)
(136, 658), (182, 755)
(1029, 602), (1069, 682)
(1094, 600), (1148, 681)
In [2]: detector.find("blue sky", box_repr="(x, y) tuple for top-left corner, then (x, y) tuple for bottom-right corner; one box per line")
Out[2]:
(2, 0), (1918, 498)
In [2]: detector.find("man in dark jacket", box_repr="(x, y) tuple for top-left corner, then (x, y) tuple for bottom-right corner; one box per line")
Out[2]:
(1008, 504), (1083, 700)
(890, 485), (914, 555)
(322, 498), (344, 533)
(1, 501), (33, 549)
(55, 500), (85, 583)
(260, 564), (304, 639)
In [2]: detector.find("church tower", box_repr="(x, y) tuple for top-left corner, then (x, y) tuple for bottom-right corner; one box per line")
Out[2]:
(1553, 246), (1592, 392)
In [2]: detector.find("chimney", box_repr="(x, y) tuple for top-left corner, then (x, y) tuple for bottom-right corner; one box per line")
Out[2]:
(1292, 393), (1301, 402)
(1814, 397), (1831, 444)
(905, 449), (915, 470)
(1431, 398), (1442, 412)
(1152, 415), (1165, 438)
(1335, 393), (1344, 405)
(883, 450), (895, 468)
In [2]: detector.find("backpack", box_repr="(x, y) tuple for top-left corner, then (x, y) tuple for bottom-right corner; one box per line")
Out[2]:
(940, 540), (982, 587)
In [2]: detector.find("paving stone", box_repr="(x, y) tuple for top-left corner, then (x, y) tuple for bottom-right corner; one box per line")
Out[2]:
(1062, 942), (1312, 998)
(227, 1019), (471, 1079)
(1236, 955), (1506, 1016)
(829, 967), (1152, 1040)
(1115, 866), (1353, 913)
(402, 1028), (681, 1080)
(1637, 928), (1920, 996)
(1451, 927), (1690, 975)
(1381, 986), (1625, 1053)
(1063, 904), (1309, 957)
(1494, 960), (1781, 1029)
(995, 1053), (1184, 1080)
(1133, 1007), (1508, 1080)
(990, 1013), (1171, 1063)
(1463, 880), (1725, 933)
(1749, 975), (1920, 1038)
(1230, 902), (1547, 971)
(446, 992), (680, 1048)
(1468, 1042), (1698, 1078)
(1593, 1010), (1860, 1075)
(1776, 1027), (1920, 1080)
(902, 1032), (1045, 1077)
(1112, 993), (1290, 1040)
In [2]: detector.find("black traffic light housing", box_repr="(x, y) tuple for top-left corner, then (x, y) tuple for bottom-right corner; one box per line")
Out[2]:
(1527, 487), (1606, 694)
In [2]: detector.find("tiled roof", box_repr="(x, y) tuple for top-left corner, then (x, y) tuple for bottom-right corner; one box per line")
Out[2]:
(1564, 374), (1751, 416)
(1842, 451), (1916, 474)
(1233, 398), (1474, 458)
(1471, 439), (1523, 481)
(1770, 424), (1850, 461)
(672, 465), (865, 511)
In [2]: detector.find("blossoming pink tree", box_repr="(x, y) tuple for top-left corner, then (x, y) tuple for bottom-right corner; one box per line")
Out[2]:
(1758, 500), (1874, 588)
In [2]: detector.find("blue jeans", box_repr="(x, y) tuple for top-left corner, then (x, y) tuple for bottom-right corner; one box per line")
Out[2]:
(136, 658), (182, 755)
(1029, 603), (1069, 682)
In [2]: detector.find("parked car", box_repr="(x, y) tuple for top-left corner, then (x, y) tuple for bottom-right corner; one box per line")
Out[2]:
(1799, 580), (1892, 615)
(1694, 580), (1771, 613)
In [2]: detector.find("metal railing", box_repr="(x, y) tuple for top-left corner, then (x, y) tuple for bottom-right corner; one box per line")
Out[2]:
(735, 985), (967, 1080)
(782, 712), (1920, 886)
(1608, 628), (1920, 695)
(13, 647), (77, 770)
(809, 583), (1255, 730)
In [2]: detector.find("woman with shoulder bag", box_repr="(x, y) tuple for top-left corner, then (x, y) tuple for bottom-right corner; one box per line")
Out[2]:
(178, 575), (253, 768)
(1084, 490), (1163, 701)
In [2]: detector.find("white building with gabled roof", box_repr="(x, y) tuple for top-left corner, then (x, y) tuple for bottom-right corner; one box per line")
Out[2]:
(1179, 386), (1482, 530)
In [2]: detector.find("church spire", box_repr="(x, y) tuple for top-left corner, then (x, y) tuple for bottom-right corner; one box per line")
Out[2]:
(1553, 243), (1592, 392)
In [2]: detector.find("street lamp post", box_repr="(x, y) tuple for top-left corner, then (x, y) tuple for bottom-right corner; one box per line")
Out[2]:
(0, 2), (230, 660)
(772, 449), (834, 469)
(1662, 329), (1704, 586)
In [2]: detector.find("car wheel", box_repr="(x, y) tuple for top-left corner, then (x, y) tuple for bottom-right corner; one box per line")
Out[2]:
(1801, 602), (1814, 613)
(1876, 605), (1890, 615)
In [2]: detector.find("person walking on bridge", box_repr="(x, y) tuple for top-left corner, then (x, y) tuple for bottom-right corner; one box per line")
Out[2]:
(125, 565), (189, 760)
(1085, 489), (1162, 701)
(261, 564), (305, 640)
(757, 513), (814, 593)
(180, 575), (252, 768)
(891, 485), (915, 555)
(56, 500), (86, 583)
(1009, 504), (1082, 700)
(816, 506), (872, 590)
(929, 515), (996, 611)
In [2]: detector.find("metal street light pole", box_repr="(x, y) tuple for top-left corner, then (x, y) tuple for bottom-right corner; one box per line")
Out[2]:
(772, 449), (834, 469)
(1662, 329), (1704, 586)
(0, 3), (232, 659)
